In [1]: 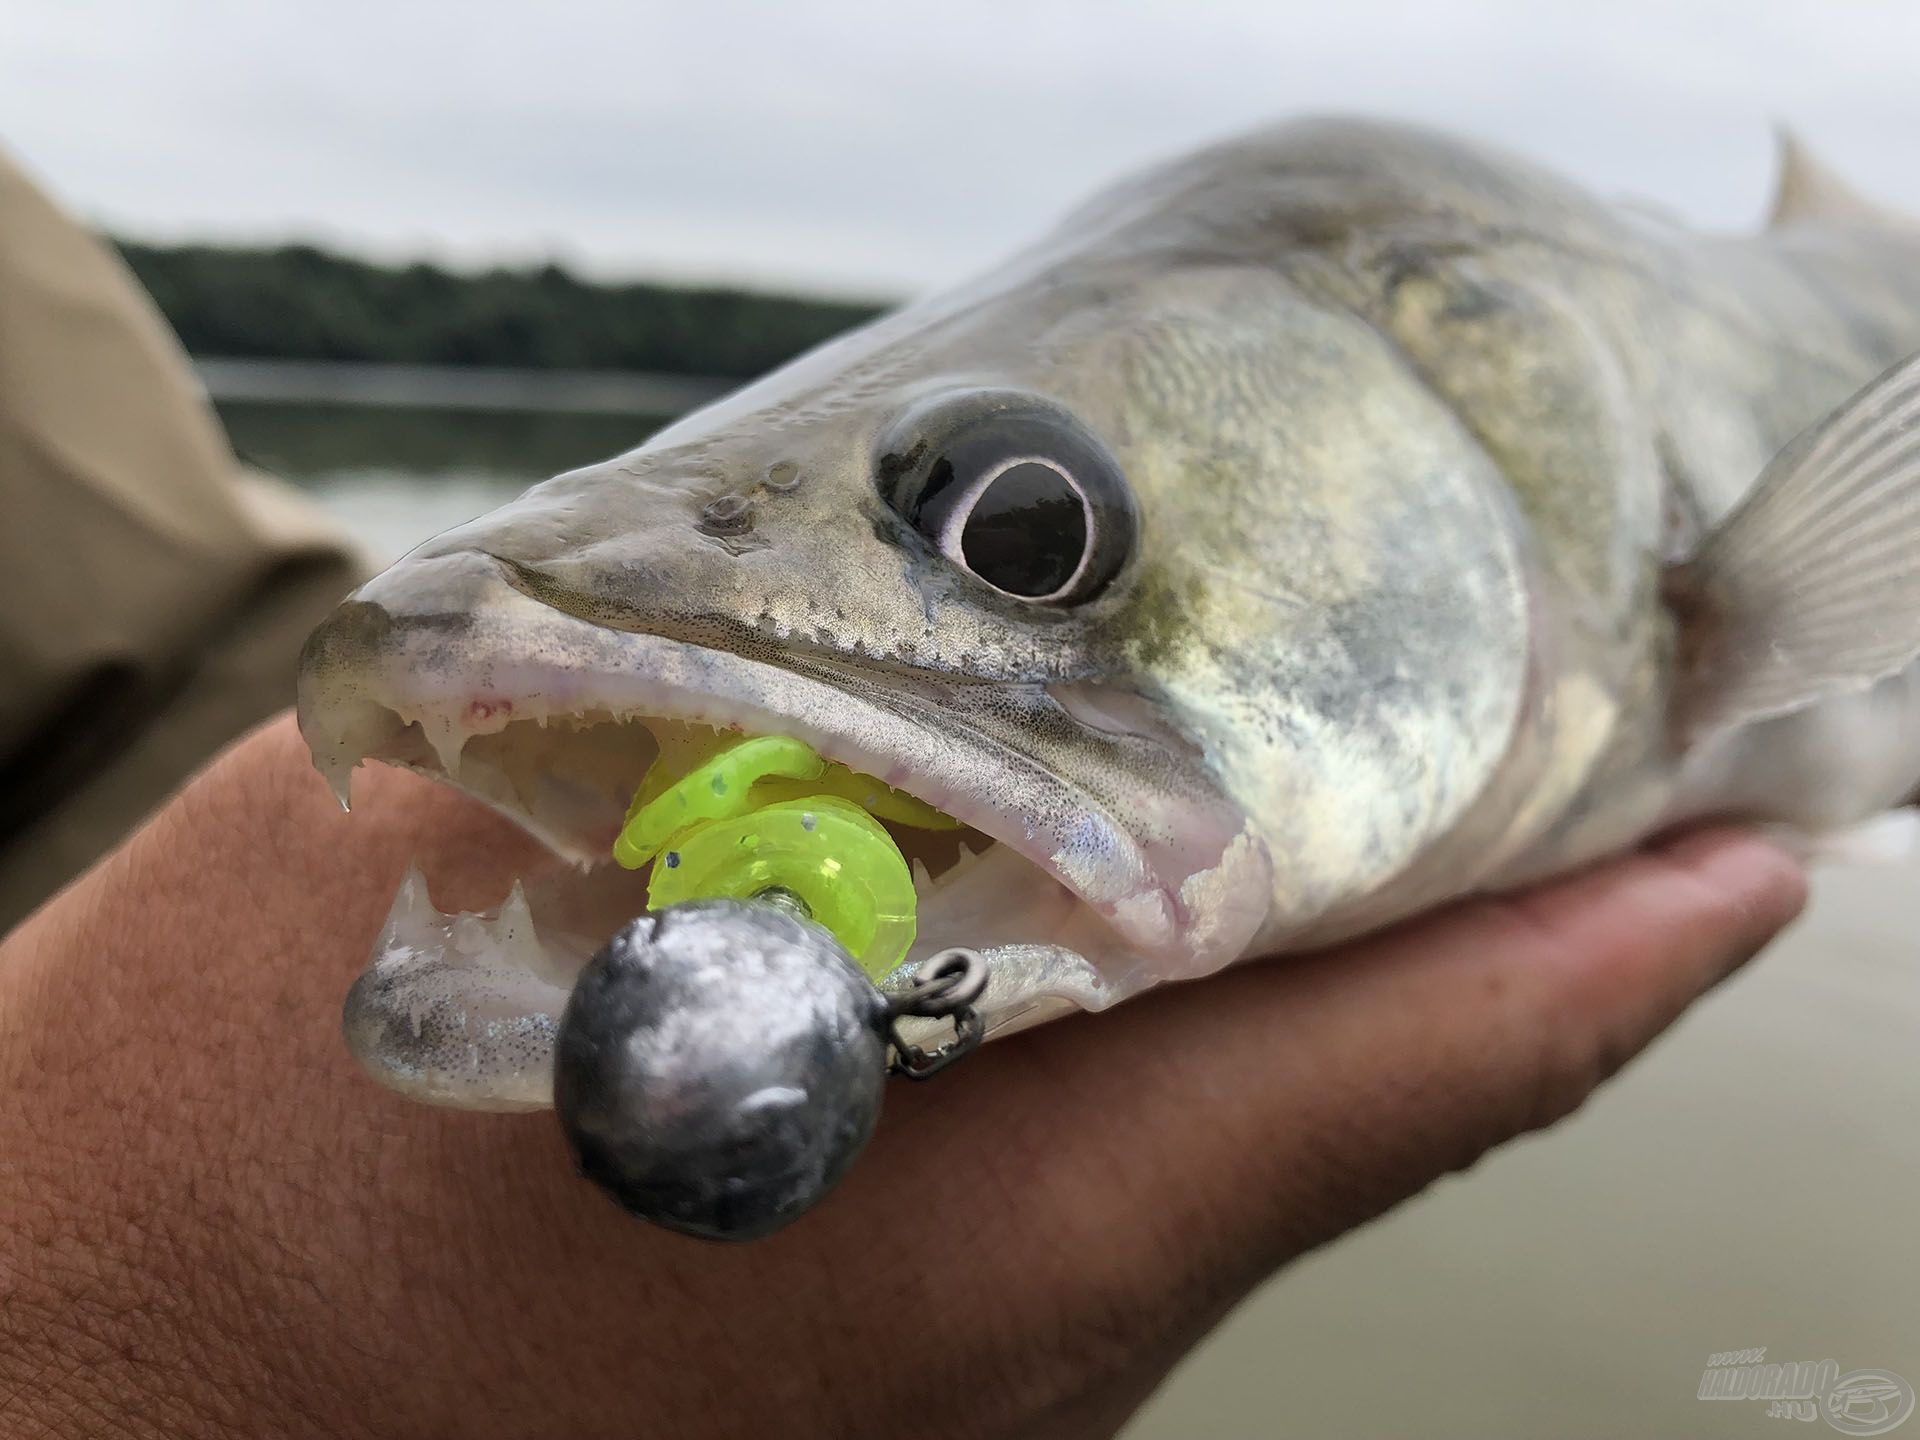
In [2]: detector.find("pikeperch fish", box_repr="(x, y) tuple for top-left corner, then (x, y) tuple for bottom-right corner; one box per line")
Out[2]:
(298, 118), (1920, 1120)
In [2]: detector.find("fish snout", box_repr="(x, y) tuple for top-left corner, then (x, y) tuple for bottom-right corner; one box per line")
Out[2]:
(295, 549), (548, 779)
(300, 549), (516, 674)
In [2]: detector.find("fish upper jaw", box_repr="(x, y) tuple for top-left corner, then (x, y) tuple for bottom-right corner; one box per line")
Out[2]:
(296, 548), (1272, 998)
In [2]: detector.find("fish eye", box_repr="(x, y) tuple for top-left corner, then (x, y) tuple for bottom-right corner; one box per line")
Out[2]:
(876, 390), (1135, 605)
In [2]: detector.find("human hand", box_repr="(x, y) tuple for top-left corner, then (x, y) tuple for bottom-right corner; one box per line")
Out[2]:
(0, 715), (1806, 1439)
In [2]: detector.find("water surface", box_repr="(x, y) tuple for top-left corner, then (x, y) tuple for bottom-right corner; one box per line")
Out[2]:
(219, 398), (665, 564)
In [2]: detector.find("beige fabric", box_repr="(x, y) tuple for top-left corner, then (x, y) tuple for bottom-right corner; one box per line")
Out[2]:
(0, 146), (368, 933)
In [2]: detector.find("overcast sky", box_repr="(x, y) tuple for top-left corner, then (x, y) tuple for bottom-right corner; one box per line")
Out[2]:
(6, 1), (1918, 296)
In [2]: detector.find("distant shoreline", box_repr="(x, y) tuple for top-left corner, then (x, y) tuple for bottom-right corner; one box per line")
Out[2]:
(118, 237), (886, 385)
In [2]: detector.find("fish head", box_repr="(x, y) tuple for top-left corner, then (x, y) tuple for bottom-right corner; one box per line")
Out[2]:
(298, 263), (1274, 1054)
(299, 240), (1535, 1098)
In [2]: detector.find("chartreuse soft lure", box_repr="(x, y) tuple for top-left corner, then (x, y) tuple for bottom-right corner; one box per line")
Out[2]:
(611, 729), (959, 980)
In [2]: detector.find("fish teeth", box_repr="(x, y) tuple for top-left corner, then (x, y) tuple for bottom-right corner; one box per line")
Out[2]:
(447, 879), (546, 971)
(943, 842), (983, 882)
(498, 878), (533, 930)
(494, 881), (543, 966)
(319, 753), (355, 812)
(395, 862), (432, 919)
(370, 862), (440, 969)
(418, 710), (470, 776)
(376, 863), (553, 980)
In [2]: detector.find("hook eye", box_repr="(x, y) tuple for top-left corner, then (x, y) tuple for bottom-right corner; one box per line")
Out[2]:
(884, 947), (988, 1079)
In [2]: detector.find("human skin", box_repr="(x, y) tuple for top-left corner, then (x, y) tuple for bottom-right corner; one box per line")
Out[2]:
(0, 715), (1807, 1439)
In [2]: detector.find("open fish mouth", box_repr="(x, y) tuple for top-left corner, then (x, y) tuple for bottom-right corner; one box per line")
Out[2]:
(296, 550), (1268, 1109)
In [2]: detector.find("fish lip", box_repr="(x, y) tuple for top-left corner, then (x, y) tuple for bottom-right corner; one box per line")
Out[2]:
(296, 550), (1226, 963)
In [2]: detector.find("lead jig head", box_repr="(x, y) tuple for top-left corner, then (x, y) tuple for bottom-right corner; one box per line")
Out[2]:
(552, 897), (984, 1241)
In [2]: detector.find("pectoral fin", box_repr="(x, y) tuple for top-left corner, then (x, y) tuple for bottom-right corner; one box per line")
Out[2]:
(1669, 351), (1920, 740)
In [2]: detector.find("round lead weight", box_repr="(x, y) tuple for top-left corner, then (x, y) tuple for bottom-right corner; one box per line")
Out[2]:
(553, 898), (892, 1241)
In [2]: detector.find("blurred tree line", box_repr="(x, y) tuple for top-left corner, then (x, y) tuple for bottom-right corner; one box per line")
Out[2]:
(114, 240), (887, 379)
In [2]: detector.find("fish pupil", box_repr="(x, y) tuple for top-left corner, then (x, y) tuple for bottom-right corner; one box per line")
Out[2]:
(960, 461), (1089, 598)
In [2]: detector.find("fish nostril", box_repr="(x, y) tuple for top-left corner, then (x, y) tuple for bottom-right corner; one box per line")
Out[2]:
(698, 493), (755, 535)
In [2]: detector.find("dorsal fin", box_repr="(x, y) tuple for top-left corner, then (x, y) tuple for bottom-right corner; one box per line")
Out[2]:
(1770, 127), (1913, 230)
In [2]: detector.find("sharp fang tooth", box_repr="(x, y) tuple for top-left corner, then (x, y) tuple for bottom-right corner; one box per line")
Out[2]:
(396, 862), (431, 917)
(498, 880), (534, 940)
(372, 862), (442, 965)
(446, 883), (543, 973)
(911, 858), (934, 895)
(419, 711), (469, 775)
(319, 754), (355, 812)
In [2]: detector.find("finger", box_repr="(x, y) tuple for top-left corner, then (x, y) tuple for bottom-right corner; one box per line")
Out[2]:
(830, 828), (1807, 1409)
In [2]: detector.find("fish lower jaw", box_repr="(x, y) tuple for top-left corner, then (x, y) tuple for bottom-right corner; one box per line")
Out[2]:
(340, 787), (1123, 1112)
